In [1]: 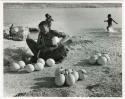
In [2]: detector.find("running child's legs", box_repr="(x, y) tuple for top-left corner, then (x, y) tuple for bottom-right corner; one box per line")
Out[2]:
(107, 26), (110, 31)
(107, 24), (112, 32)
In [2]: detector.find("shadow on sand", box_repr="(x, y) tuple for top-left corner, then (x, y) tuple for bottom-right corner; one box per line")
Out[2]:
(73, 59), (101, 67)
(4, 68), (28, 74)
(31, 77), (57, 89)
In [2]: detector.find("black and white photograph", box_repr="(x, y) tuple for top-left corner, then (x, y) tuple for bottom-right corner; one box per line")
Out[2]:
(3, 2), (122, 97)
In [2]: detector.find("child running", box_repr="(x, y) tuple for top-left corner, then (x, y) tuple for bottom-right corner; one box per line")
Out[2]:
(104, 14), (118, 32)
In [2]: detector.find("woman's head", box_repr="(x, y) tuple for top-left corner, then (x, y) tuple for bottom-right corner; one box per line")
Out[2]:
(45, 13), (50, 18)
(45, 13), (54, 21)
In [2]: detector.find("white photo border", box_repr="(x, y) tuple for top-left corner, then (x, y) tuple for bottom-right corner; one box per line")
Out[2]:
(0, 0), (124, 99)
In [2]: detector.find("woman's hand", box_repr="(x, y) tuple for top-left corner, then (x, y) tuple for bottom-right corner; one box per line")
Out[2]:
(59, 35), (70, 45)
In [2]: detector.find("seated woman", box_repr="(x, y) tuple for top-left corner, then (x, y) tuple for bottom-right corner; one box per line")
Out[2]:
(26, 15), (69, 63)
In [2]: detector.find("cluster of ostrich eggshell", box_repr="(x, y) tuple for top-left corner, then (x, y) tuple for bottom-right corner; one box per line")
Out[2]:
(52, 36), (62, 46)
(54, 67), (87, 87)
(10, 58), (55, 73)
(89, 52), (111, 65)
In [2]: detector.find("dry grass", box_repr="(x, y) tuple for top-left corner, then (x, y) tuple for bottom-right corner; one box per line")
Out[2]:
(4, 48), (31, 67)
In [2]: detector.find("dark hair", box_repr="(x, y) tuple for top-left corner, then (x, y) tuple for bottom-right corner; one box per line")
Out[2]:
(45, 13), (54, 21)
(108, 14), (111, 17)
(45, 13), (51, 18)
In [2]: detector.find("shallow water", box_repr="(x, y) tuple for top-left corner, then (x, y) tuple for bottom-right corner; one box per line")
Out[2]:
(4, 8), (122, 35)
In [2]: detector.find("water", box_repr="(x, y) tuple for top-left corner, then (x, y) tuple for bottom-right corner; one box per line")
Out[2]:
(4, 8), (122, 35)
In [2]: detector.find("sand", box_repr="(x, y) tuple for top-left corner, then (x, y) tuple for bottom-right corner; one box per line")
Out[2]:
(4, 28), (122, 97)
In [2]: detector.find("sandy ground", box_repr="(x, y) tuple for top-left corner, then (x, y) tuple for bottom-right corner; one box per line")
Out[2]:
(4, 28), (122, 97)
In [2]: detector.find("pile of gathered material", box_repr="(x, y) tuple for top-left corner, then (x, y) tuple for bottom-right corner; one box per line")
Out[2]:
(55, 67), (87, 87)
(3, 26), (29, 41)
(10, 58), (56, 73)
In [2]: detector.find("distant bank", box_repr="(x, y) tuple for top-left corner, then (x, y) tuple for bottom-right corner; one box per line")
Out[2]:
(4, 3), (122, 9)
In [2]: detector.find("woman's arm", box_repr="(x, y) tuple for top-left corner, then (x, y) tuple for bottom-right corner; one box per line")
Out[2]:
(37, 32), (46, 50)
(36, 32), (41, 46)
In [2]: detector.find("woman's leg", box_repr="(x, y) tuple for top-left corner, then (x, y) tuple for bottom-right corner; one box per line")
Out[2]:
(48, 45), (68, 63)
(26, 38), (38, 55)
(26, 38), (40, 63)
